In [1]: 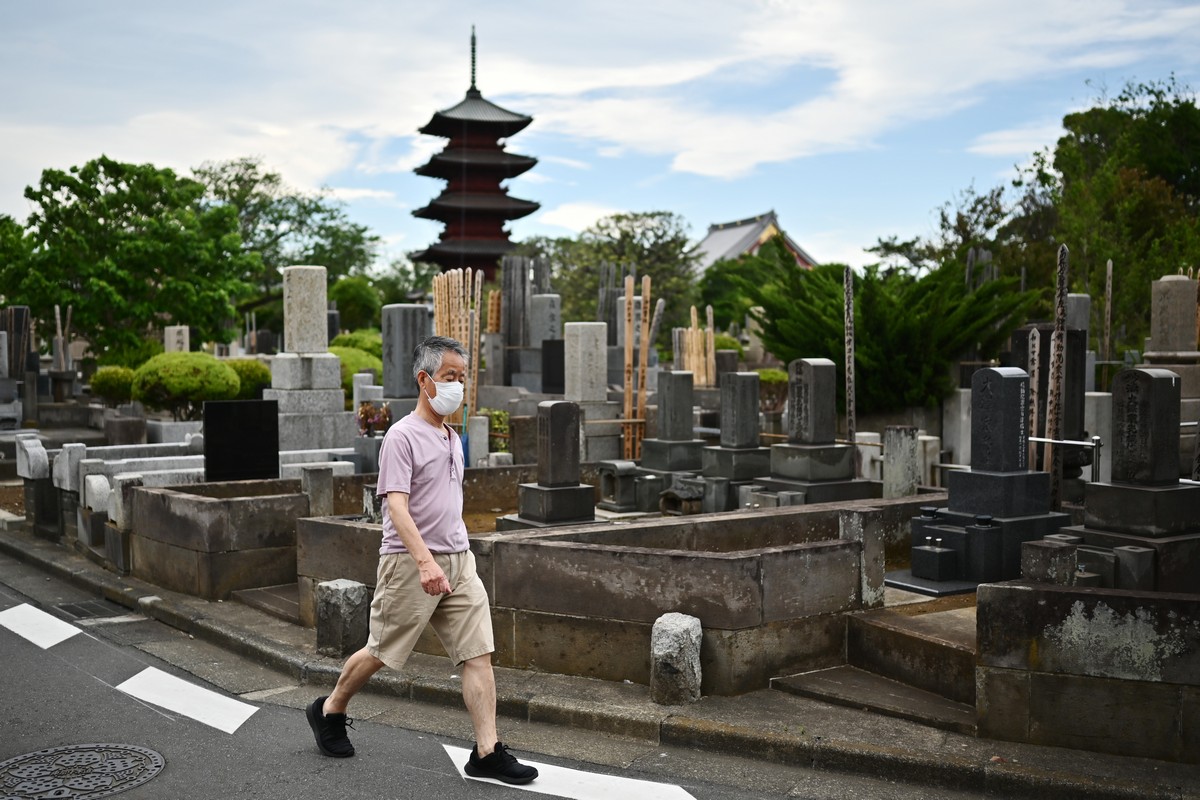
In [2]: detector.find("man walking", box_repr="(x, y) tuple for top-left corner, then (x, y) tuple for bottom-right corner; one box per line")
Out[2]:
(306, 335), (537, 785)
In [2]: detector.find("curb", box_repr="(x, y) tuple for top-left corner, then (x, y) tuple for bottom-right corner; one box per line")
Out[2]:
(0, 526), (1191, 800)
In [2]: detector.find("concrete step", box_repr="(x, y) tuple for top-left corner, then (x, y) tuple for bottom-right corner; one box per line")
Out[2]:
(772, 665), (976, 735)
(847, 604), (977, 705)
(232, 582), (301, 624)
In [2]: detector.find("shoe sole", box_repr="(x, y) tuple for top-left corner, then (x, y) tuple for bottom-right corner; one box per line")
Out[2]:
(306, 701), (354, 758)
(464, 763), (537, 785)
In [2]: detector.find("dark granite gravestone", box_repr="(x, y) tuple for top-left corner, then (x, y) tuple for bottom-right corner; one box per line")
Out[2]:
(889, 367), (1069, 596)
(255, 329), (277, 355)
(498, 401), (596, 529)
(641, 370), (704, 474)
(327, 309), (341, 344)
(789, 357), (836, 445)
(1050, 368), (1200, 592)
(203, 400), (280, 482)
(541, 339), (565, 395)
(698, 372), (772, 509)
(2, 306), (30, 382)
(719, 372), (760, 449)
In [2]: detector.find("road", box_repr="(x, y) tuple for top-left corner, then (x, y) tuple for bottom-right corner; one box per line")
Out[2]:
(0, 550), (989, 800)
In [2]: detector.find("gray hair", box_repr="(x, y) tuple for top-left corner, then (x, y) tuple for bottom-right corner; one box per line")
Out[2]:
(412, 336), (469, 381)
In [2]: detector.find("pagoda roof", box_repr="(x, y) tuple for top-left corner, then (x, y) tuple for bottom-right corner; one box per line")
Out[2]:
(411, 238), (517, 262)
(413, 191), (539, 220)
(419, 88), (533, 138)
(415, 148), (537, 179)
(694, 210), (818, 276)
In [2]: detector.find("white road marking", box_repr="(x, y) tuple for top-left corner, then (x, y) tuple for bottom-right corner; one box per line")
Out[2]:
(117, 666), (258, 734)
(443, 744), (697, 800)
(0, 603), (81, 649)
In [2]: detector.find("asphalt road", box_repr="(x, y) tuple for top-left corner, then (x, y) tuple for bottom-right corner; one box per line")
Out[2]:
(0, 551), (992, 800)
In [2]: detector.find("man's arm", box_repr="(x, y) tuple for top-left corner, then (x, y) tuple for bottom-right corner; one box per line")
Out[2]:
(387, 491), (452, 596)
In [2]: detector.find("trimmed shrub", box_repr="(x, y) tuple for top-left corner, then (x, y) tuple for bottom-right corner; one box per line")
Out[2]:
(89, 366), (135, 406)
(331, 329), (382, 359)
(713, 333), (745, 358)
(132, 352), (240, 421)
(329, 346), (384, 396)
(227, 358), (272, 400)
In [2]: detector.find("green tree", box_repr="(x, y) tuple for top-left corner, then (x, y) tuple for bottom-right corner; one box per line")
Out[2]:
(736, 240), (1038, 414)
(193, 157), (380, 326)
(373, 258), (440, 305)
(0, 156), (256, 359)
(329, 275), (382, 332)
(1036, 78), (1200, 350)
(520, 212), (699, 346)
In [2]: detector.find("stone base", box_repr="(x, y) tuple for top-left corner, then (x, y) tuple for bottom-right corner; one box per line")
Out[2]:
(278, 411), (356, 451)
(24, 477), (59, 541)
(753, 476), (882, 505)
(701, 446), (771, 480)
(517, 483), (596, 524)
(641, 439), (704, 472)
(57, 489), (79, 544)
(947, 470), (1051, 518)
(635, 474), (666, 512)
(104, 524), (131, 574)
(883, 569), (978, 597)
(769, 443), (854, 481)
(700, 477), (759, 512)
(77, 505), (106, 549)
(1059, 524), (1200, 593)
(913, 510), (1070, 581)
(1082, 482), (1200, 537)
(270, 353), (342, 390)
(263, 388), (345, 414)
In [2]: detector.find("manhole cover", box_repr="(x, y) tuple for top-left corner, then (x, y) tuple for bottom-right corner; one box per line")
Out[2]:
(0, 744), (165, 799)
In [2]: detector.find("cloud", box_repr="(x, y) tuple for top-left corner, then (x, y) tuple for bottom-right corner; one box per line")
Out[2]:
(325, 187), (403, 204)
(968, 122), (1066, 158)
(537, 201), (626, 233)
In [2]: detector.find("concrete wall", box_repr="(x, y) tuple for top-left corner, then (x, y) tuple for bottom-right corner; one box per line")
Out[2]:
(977, 582), (1200, 763)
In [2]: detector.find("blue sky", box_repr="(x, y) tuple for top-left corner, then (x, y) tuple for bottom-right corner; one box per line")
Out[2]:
(3, 1), (1199, 270)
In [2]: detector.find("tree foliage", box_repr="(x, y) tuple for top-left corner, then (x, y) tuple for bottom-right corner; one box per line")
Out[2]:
(520, 211), (699, 346)
(735, 239), (1038, 414)
(0, 156), (256, 359)
(193, 157), (380, 325)
(329, 275), (382, 332)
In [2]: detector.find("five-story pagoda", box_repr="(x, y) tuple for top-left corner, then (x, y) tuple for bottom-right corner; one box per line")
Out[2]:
(411, 30), (538, 280)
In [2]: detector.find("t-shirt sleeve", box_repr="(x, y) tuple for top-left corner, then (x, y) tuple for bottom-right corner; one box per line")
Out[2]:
(377, 428), (413, 495)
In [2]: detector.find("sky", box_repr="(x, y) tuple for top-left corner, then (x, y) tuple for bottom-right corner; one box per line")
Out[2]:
(3, 1), (1199, 271)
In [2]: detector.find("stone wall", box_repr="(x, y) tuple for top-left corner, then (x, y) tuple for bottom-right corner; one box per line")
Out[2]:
(977, 581), (1200, 763)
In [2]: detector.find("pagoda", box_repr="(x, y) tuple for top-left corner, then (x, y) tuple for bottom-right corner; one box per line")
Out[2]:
(411, 29), (538, 280)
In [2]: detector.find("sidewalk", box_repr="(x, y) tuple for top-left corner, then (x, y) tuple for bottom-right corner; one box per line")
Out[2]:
(0, 521), (1195, 800)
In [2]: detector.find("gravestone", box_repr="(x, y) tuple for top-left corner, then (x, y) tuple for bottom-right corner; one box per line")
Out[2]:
(382, 304), (431, 399)
(883, 425), (920, 498)
(1140, 275), (1200, 477)
(497, 401), (596, 529)
(699, 372), (770, 510)
(565, 322), (620, 461)
(204, 400), (280, 481)
(541, 339), (565, 395)
(1051, 368), (1200, 592)
(751, 358), (878, 506)
(637, 370), (705, 511)
(163, 325), (189, 353)
(888, 367), (1069, 596)
(282, 266), (328, 353)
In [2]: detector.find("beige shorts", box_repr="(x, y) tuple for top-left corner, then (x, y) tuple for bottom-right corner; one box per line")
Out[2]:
(366, 549), (494, 669)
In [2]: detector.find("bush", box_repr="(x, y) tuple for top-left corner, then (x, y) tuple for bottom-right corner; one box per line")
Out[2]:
(713, 333), (745, 358)
(227, 358), (272, 400)
(331, 329), (382, 359)
(132, 352), (240, 420)
(329, 346), (384, 396)
(89, 366), (135, 406)
(757, 367), (788, 412)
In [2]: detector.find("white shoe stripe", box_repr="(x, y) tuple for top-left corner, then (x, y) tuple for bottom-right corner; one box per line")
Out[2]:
(443, 744), (697, 799)
(0, 602), (81, 649)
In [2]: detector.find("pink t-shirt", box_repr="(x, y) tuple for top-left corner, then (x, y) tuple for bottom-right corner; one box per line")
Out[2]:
(376, 413), (468, 555)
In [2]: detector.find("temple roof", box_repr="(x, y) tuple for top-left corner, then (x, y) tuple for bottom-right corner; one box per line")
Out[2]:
(411, 238), (517, 261)
(694, 210), (818, 275)
(412, 191), (539, 220)
(419, 89), (533, 138)
(414, 148), (537, 179)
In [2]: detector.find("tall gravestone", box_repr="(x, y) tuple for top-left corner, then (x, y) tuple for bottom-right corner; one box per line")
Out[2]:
(698, 372), (770, 511)
(565, 322), (620, 462)
(623, 369), (706, 512)
(204, 400), (280, 481)
(1141, 275), (1200, 477)
(265, 266), (356, 450)
(889, 367), (1069, 596)
(751, 358), (878, 506)
(1052, 368), (1200, 592)
(382, 304), (432, 400)
(496, 401), (596, 530)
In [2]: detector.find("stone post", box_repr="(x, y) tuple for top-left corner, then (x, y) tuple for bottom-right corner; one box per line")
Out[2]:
(883, 425), (919, 498)
(657, 371), (695, 441)
(564, 322), (607, 403)
(537, 401), (580, 487)
(467, 414), (489, 468)
(840, 508), (884, 608)
(788, 358), (836, 444)
(282, 266), (328, 354)
(300, 465), (335, 518)
(316, 579), (370, 658)
(650, 612), (702, 705)
(720, 372), (760, 449)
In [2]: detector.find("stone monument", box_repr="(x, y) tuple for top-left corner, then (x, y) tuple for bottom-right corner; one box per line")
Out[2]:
(698, 372), (770, 512)
(1140, 275), (1200, 476)
(496, 401), (596, 530)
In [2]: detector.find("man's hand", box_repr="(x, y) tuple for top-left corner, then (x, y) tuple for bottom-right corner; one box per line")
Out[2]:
(418, 558), (452, 596)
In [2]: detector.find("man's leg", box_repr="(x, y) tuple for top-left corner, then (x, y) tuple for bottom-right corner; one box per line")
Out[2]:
(461, 653), (498, 755)
(325, 647), (385, 715)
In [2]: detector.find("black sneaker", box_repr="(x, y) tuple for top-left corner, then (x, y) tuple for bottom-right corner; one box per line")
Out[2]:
(306, 696), (355, 757)
(464, 742), (538, 784)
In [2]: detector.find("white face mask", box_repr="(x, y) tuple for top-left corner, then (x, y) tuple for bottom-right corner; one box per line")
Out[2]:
(426, 379), (464, 416)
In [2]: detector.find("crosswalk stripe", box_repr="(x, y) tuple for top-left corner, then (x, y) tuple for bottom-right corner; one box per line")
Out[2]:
(117, 666), (258, 734)
(0, 602), (81, 649)
(442, 744), (697, 800)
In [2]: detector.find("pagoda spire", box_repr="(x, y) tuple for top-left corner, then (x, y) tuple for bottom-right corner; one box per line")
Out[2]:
(470, 25), (477, 92)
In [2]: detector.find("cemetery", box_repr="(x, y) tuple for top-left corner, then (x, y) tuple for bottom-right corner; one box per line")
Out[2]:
(2, 236), (1199, 769)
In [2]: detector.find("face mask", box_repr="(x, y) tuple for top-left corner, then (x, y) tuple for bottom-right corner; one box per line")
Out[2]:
(426, 379), (464, 416)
